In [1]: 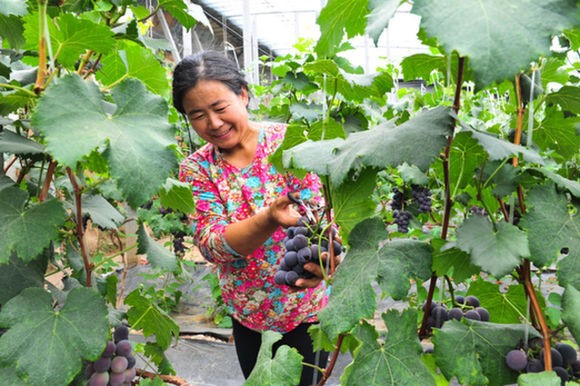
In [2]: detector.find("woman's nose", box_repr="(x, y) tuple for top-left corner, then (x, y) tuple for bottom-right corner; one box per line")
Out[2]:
(207, 112), (222, 129)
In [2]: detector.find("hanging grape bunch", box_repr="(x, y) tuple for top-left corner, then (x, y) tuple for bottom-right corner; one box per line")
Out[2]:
(85, 325), (137, 386)
(505, 338), (579, 385)
(424, 295), (490, 331)
(390, 184), (432, 233)
(275, 193), (342, 287)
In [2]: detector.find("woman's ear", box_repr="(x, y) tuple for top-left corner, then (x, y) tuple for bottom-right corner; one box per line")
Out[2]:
(241, 86), (250, 108)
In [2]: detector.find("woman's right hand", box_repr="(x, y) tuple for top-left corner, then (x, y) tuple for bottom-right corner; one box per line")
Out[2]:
(265, 193), (302, 228)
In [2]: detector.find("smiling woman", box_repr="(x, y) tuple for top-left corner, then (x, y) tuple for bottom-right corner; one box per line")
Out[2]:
(173, 50), (337, 386)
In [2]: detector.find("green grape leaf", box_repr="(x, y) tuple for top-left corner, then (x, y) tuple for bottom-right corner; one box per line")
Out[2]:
(531, 167), (580, 198)
(536, 110), (579, 160)
(517, 371), (561, 386)
(366, 0), (400, 45)
(0, 251), (48, 304)
(315, 0), (368, 57)
(158, 178), (196, 214)
(541, 57), (569, 86)
(0, 14), (25, 49)
(519, 184), (579, 270)
(331, 168), (378, 242)
(433, 320), (541, 386)
(466, 280), (530, 324)
(284, 106), (453, 186)
(562, 285), (580, 345)
(432, 242), (480, 283)
(137, 224), (178, 272)
(412, 0), (579, 89)
(32, 74), (177, 208)
(447, 131), (486, 196)
(245, 331), (303, 386)
(456, 215), (529, 278)
(159, 0), (210, 30)
(0, 287), (109, 386)
(320, 217), (432, 339)
(125, 289), (179, 350)
(81, 194), (124, 230)
(24, 13), (115, 69)
(545, 85), (580, 114)
(401, 54), (445, 82)
(0, 0), (27, 16)
(342, 309), (435, 386)
(397, 163), (429, 185)
(558, 250), (580, 292)
(96, 40), (171, 97)
(143, 342), (176, 375)
(0, 366), (26, 385)
(0, 129), (45, 154)
(0, 186), (67, 264)
(458, 125), (544, 165)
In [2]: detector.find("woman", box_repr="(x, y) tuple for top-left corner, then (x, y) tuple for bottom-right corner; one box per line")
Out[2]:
(174, 50), (332, 385)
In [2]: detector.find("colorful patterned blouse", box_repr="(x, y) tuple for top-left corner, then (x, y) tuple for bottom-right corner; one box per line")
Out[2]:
(179, 122), (329, 333)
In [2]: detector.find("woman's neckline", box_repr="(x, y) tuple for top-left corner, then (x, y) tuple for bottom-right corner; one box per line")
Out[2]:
(215, 123), (263, 170)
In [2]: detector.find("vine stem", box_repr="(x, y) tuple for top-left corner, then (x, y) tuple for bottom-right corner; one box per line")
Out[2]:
(65, 167), (92, 287)
(34, 0), (48, 94)
(38, 160), (57, 202)
(317, 333), (344, 386)
(419, 56), (465, 339)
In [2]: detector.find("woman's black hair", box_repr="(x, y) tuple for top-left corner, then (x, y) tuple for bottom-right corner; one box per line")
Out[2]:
(172, 50), (249, 114)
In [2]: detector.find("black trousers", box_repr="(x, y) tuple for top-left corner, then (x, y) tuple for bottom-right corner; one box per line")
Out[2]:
(232, 318), (330, 386)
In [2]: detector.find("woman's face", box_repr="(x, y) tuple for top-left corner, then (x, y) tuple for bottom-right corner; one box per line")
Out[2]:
(182, 79), (250, 152)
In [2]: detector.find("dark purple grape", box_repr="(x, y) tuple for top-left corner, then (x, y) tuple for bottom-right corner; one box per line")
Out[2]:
(448, 308), (463, 321)
(540, 348), (564, 368)
(526, 358), (543, 373)
(284, 251), (298, 267)
(430, 306), (449, 328)
(88, 372), (109, 386)
(464, 310), (481, 320)
(114, 325), (129, 344)
(274, 270), (287, 285)
(292, 264), (305, 275)
(310, 245), (320, 261)
(332, 240), (342, 255)
(109, 371), (126, 386)
(465, 295), (480, 308)
(102, 341), (116, 357)
(124, 367), (137, 383)
(286, 226), (296, 238)
(475, 307), (490, 322)
(555, 342), (577, 366)
(294, 226), (309, 236)
(285, 238), (296, 251)
(293, 234), (309, 250)
(528, 337), (543, 351)
(111, 356), (129, 373)
(454, 295), (465, 305)
(572, 359), (580, 376)
(297, 247), (312, 263)
(85, 362), (95, 379)
(505, 349), (527, 371)
(126, 355), (136, 369)
(285, 271), (299, 286)
(116, 340), (132, 357)
(553, 366), (569, 384)
(93, 357), (111, 373)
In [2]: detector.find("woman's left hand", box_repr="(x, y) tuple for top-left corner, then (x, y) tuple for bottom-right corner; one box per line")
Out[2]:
(292, 251), (340, 289)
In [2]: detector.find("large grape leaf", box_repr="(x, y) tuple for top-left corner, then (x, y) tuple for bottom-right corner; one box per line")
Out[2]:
(432, 320), (541, 386)
(536, 110), (579, 161)
(532, 167), (580, 198)
(0, 0), (27, 16)
(0, 129), (45, 154)
(0, 14), (25, 49)
(159, 0), (211, 30)
(545, 85), (580, 114)
(284, 106), (454, 186)
(0, 186), (67, 264)
(562, 285), (580, 345)
(519, 184), (579, 272)
(137, 223), (178, 272)
(412, 0), (579, 89)
(0, 251), (48, 304)
(0, 287), (109, 386)
(315, 0), (368, 57)
(23, 13), (115, 69)
(80, 194), (124, 230)
(517, 371), (561, 386)
(32, 74), (177, 208)
(158, 178), (196, 214)
(319, 217), (432, 339)
(447, 131), (486, 197)
(0, 365), (27, 385)
(455, 215), (530, 278)
(125, 289), (179, 350)
(465, 280), (530, 324)
(341, 310), (435, 386)
(95, 40), (171, 97)
(432, 242), (480, 283)
(245, 331), (303, 386)
(331, 168), (378, 242)
(366, 0), (400, 45)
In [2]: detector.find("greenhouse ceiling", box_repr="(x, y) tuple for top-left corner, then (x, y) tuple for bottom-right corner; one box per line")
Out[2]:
(194, 0), (429, 73)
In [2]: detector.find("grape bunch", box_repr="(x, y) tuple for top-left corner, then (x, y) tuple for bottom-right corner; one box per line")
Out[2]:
(275, 217), (342, 287)
(424, 295), (490, 331)
(85, 325), (137, 386)
(393, 210), (411, 233)
(172, 230), (186, 256)
(411, 184), (432, 213)
(505, 338), (580, 385)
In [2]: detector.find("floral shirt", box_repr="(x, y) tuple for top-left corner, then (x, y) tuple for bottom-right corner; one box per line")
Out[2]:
(179, 122), (328, 333)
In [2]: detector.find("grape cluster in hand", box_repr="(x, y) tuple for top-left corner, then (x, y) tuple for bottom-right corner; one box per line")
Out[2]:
(424, 295), (490, 331)
(86, 325), (137, 386)
(275, 217), (341, 287)
(506, 338), (579, 385)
